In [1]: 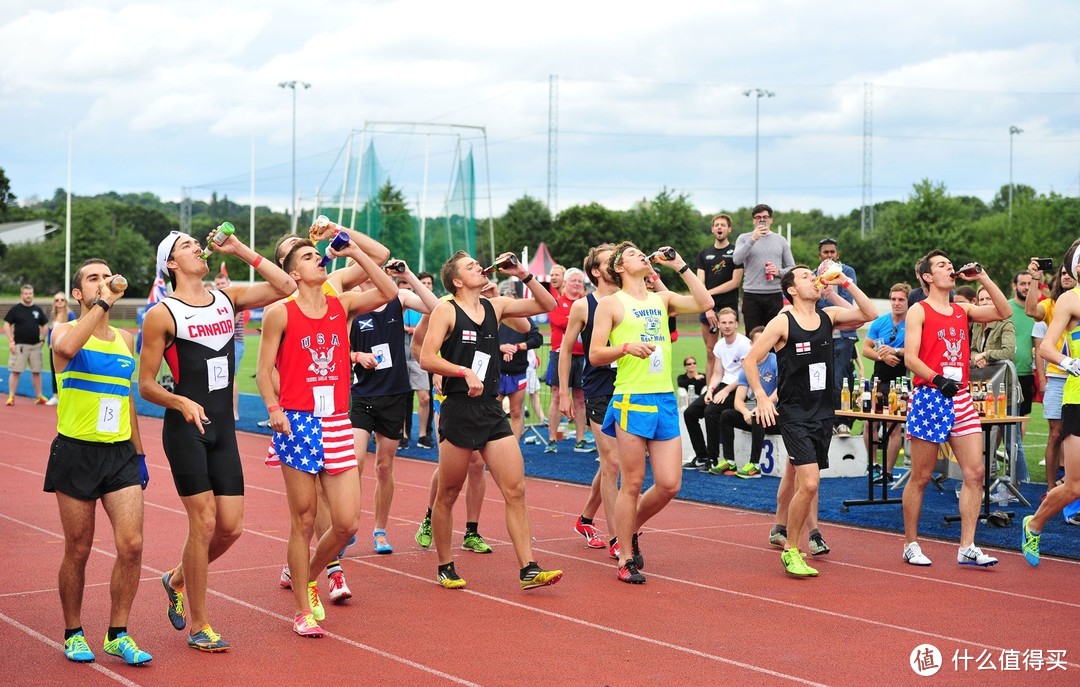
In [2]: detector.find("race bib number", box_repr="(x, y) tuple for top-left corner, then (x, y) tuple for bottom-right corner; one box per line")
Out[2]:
(471, 350), (491, 381)
(371, 343), (393, 370)
(648, 346), (664, 374)
(207, 356), (229, 392)
(809, 362), (827, 392)
(312, 386), (335, 417)
(97, 398), (121, 434)
(942, 365), (963, 382)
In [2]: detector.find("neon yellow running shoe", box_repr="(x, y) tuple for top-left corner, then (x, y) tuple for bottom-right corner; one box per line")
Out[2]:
(103, 632), (152, 665)
(520, 564), (563, 590)
(781, 548), (818, 578)
(462, 532), (493, 553)
(437, 563), (467, 589)
(307, 581), (325, 621)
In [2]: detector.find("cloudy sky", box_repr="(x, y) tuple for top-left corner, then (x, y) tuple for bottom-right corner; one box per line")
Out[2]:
(2, 0), (1078, 221)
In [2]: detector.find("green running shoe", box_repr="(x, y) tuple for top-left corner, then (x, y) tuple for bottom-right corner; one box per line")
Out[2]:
(462, 532), (493, 553)
(781, 548), (818, 578)
(103, 632), (152, 666)
(415, 517), (433, 548)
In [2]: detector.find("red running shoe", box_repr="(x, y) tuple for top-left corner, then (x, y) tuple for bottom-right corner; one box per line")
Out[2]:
(574, 516), (606, 549)
(608, 540), (620, 560)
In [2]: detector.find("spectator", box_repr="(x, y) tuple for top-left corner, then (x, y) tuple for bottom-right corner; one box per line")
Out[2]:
(677, 357), (707, 410)
(695, 214), (743, 382)
(861, 283), (911, 482)
(1010, 271), (1036, 481)
(732, 204), (795, 333)
(816, 238), (858, 435)
(5, 283), (48, 405)
(45, 291), (76, 405)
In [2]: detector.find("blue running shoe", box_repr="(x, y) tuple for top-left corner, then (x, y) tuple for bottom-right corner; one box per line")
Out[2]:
(161, 570), (186, 630)
(1022, 515), (1041, 567)
(373, 530), (393, 554)
(103, 632), (152, 666)
(63, 632), (95, 662)
(338, 533), (357, 559)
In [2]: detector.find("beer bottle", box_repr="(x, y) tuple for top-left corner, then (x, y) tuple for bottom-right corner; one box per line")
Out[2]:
(997, 383), (1007, 417)
(861, 378), (872, 413)
(985, 383), (996, 418)
(888, 380), (898, 414)
(873, 377), (884, 414)
(840, 378), (851, 412)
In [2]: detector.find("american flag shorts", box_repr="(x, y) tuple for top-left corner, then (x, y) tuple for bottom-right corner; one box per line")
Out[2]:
(906, 386), (981, 443)
(265, 411), (357, 475)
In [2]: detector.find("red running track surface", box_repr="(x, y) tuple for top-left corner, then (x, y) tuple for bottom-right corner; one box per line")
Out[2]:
(0, 404), (1076, 686)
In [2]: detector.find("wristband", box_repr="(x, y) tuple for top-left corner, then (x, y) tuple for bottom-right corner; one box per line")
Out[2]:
(251, 255), (263, 269)
(350, 351), (362, 364)
(840, 278), (852, 289)
(458, 365), (467, 378)
(267, 404), (282, 414)
(678, 264), (691, 274)
(621, 343), (629, 354)
(521, 274), (534, 284)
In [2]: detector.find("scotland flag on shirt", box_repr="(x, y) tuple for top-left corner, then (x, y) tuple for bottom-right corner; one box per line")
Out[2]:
(266, 411), (356, 475)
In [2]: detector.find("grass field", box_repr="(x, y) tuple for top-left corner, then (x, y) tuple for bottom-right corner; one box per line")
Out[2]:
(4, 324), (1051, 484)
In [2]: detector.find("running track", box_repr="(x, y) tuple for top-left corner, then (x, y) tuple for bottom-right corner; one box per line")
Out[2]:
(1, 404), (1075, 686)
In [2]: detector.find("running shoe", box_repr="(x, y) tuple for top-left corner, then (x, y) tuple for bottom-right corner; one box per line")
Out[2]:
(103, 632), (153, 665)
(573, 440), (596, 453)
(617, 560), (645, 584)
(574, 517), (606, 549)
(5, 395), (13, 406)
(1021, 515), (1041, 566)
(338, 533), (356, 559)
(544, 440), (558, 454)
(781, 548), (818, 578)
(36, 395), (49, 405)
(279, 564), (292, 589)
(45, 395), (59, 406)
(187, 625), (230, 652)
(437, 564), (467, 589)
(835, 423), (851, 436)
(328, 570), (352, 603)
(808, 533), (830, 556)
(63, 632), (95, 663)
(957, 544), (998, 567)
(293, 613), (325, 638)
(768, 530), (788, 549)
(307, 581), (325, 621)
(462, 532), (493, 553)
(520, 564), (563, 590)
(417, 435), (435, 449)
(415, 517), (433, 548)
(706, 462), (728, 475)
(608, 539), (620, 560)
(903, 541), (932, 566)
(161, 570), (186, 630)
(683, 456), (707, 470)
(630, 532), (644, 570)
(736, 463), (762, 479)
(713, 459), (737, 474)
(398, 438), (410, 451)
(373, 530), (393, 554)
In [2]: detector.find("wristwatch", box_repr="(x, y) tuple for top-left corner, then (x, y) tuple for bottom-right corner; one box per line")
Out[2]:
(92, 299), (111, 312)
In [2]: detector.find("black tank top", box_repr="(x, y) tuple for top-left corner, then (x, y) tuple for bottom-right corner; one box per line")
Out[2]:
(440, 298), (501, 397)
(161, 290), (236, 416)
(776, 307), (834, 424)
(581, 293), (616, 400)
(350, 298), (409, 397)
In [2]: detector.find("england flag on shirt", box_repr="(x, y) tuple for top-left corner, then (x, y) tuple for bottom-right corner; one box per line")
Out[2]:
(795, 341), (811, 355)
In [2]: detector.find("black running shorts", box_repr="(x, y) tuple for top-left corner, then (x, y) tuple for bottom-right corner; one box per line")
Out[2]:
(438, 394), (513, 450)
(586, 395), (612, 427)
(779, 419), (832, 469)
(349, 393), (408, 441)
(44, 435), (140, 501)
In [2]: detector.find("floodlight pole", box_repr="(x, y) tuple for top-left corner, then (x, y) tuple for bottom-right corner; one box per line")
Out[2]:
(279, 80), (311, 233)
(1009, 125), (1022, 222)
(743, 88), (775, 205)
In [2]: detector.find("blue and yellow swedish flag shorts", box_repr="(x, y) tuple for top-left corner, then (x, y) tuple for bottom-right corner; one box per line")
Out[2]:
(601, 392), (680, 441)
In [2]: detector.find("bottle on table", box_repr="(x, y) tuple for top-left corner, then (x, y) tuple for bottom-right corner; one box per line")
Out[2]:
(997, 382), (1007, 417)
(888, 380), (898, 414)
(873, 377), (883, 414)
(985, 384), (997, 419)
(840, 378), (851, 412)
(861, 378), (872, 413)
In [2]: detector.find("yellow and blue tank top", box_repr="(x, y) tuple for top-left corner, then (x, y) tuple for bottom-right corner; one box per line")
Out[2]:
(56, 321), (135, 442)
(608, 290), (672, 395)
(1064, 286), (1080, 405)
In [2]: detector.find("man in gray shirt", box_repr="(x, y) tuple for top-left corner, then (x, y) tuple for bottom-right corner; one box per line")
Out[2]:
(733, 204), (795, 333)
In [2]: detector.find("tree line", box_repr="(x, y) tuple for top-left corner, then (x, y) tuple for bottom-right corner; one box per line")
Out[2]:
(1, 165), (1077, 298)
